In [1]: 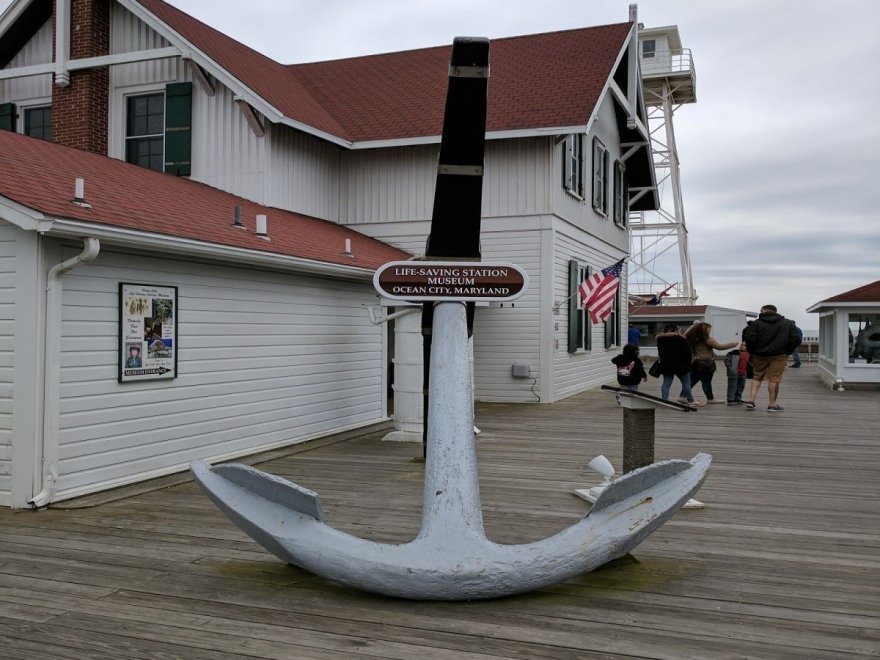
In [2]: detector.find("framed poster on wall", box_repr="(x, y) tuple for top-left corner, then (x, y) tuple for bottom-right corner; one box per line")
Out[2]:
(119, 283), (178, 383)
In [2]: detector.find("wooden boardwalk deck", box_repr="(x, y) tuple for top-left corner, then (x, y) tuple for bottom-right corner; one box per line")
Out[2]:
(1, 364), (878, 659)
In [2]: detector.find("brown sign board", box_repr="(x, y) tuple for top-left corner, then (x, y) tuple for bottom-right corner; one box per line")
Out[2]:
(373, 261), (529, 302)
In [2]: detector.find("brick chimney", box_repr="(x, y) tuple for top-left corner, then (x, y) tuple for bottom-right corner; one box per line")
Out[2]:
(51, 0), (110, 154)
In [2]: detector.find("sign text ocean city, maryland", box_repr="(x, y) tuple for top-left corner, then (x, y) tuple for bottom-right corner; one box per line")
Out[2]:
(374, 261), (529, 302)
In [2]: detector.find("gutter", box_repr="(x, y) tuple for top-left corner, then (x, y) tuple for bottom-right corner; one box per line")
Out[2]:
(48, 219), (378, 282)
(29, 238), (100, 509)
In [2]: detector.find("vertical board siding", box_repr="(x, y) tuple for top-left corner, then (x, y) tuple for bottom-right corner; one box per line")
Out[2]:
(338, 145), (437, 225)
(482, 138), (553, 218)
(110, 4), (177, 85)
(110, 5), (268, 203)
(267, 124), (340, 220)
(339, 138), (553, 225)
(0, 225), (15, 500)
(552, 228), (626, 399)
(54, 248), (385, 498)
(0, 19), (52, 104)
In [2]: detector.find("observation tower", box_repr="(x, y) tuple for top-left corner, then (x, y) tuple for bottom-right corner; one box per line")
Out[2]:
(629, 25), (697, 305)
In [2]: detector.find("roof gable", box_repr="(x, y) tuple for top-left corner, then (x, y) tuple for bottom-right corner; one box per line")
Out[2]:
(0, 131), (407, 270)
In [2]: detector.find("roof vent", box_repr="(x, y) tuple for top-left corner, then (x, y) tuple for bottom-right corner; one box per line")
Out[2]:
(343, 238), (354, 257)
(255, 214), (269, 240)
(232, 205), (245, 228)
(71, 177), (92, 208)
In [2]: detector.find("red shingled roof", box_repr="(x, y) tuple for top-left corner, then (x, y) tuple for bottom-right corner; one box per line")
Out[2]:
(287, 24), (633, 143)
(816, 281), (880, 304)
(135, 0), (632, 144)
(629, 305), (708, 316)
(136, 0), (350, 139)
(0, 130), (408, 269)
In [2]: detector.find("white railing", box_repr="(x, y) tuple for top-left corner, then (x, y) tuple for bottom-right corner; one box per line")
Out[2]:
(640, 48), (694, 77)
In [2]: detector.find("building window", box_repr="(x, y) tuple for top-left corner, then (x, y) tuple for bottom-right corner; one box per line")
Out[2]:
(24, 106), (52, 140)
(848, 313), (880, 365)
(563, 134), (585, 198)
(642, 39), (656, 59)
(592, 138), (609, 215)
(605, 286), (622, 348)
(819, 315), (834, 362)
(125, 92), (165, 172)
(568, 260), (592, 353)
(612, 160), (627, 227)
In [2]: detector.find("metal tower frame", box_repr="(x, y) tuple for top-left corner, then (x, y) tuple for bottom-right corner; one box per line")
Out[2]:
(629, 32), (696, 305)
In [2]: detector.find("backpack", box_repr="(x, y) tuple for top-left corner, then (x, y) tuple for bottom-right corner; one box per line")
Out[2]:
(617, 361), (640, 386)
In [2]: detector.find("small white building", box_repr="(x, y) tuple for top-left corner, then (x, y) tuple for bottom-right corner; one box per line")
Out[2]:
(807, 280), (880, 390)
(628, 304), (757, 357)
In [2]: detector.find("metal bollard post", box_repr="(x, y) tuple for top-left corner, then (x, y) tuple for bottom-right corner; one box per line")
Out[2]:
(622, 407), (655, 473)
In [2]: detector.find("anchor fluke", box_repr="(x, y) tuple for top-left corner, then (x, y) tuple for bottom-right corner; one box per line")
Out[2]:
(206, 463), (323, 521)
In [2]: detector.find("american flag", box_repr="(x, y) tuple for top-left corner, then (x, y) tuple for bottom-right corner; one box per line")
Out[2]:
(577, 259), (625, 324)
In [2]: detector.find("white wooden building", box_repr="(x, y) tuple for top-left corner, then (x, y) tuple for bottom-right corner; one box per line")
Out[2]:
(0, 0), (661, 506)
(807, 281), (880, 390)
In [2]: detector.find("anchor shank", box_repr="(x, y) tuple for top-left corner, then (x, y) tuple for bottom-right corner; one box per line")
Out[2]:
(419, 301), (485, 540)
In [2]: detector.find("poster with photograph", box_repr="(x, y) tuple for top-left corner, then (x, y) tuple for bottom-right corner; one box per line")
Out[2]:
(119, 283), (178, 382)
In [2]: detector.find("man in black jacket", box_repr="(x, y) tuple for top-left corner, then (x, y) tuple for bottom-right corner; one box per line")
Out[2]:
(741, 304), (801, 411)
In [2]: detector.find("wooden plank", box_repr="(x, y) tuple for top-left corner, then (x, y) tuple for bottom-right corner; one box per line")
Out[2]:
(0, 364), (878, 658)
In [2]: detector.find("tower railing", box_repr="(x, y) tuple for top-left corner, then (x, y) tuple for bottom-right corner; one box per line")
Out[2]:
(641, 48), (694, 78)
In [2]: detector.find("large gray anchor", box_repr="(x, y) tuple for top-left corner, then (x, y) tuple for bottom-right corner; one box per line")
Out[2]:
(191, 301), (710, 600)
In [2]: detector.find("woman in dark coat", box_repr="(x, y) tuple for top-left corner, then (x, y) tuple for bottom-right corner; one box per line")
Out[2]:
(655, 324), (701, 406)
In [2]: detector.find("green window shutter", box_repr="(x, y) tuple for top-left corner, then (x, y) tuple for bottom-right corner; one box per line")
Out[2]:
(605, 287), (622, 348)
(578, 134), (585, 197)
(584, 266), (592, 350)
(164, 82), (192, 176)
(0, 103), (16, 131)
(568, 260), (581, 353)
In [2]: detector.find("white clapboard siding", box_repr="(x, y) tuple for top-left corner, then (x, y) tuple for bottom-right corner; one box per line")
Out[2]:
(472, 229), (543, 402)
(0, 19), (52, 104)
(346, 220), (543, 403)
(338, 138), (554, 226)
(0, 224), (15, 503)
(552, 227), (624, 400)
(53, 247), (386, 499)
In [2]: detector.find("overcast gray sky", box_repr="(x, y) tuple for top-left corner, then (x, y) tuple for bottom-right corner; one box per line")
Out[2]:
(4, 0), (878, 330)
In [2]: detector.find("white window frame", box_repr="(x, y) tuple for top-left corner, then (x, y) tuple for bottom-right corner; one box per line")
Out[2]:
(592, 138), (609, 216)
(109, 82), (166, 162)
(563, 134), (585, 199)
(642, 39), (656, 59)
(612, 160), (627, 227)
(13, 97), (52, 138)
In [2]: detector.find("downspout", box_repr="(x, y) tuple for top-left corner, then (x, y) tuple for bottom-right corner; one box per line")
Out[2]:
(29, 238), (100, 508)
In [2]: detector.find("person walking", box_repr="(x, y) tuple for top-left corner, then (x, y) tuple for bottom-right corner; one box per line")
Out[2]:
(790, 325), (803, 367)
(742, 304), (801, 412)
(684, 322), (739, 404)
(723, 342), (751, 405)
(655, 324), (700, 407)
(611, 343), (647, 391)
(627, 324), (641, 347)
